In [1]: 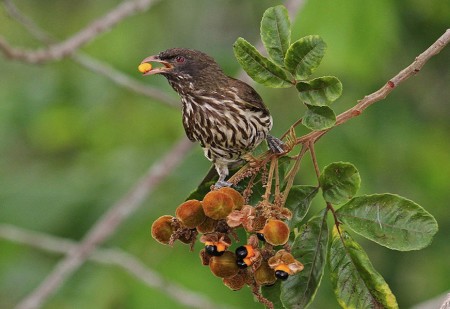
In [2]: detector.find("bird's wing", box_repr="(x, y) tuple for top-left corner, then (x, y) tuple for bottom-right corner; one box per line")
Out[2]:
(227, 77), (270, 114)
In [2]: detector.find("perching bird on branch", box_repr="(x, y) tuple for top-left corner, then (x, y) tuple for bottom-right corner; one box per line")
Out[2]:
(140, 48), (284, 188)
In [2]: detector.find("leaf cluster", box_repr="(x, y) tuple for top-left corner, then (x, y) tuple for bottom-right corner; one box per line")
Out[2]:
(263, 162), (437, 309)
(233, 5), (342, 131)
(188, 5), (439, 309)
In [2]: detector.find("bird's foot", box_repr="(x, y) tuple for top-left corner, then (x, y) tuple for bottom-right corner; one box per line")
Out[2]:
(267, 135), (286, 154)
(214, 180), (233, 189)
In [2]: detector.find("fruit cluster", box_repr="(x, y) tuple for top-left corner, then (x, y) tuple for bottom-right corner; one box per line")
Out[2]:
(151, 187), (303, 293)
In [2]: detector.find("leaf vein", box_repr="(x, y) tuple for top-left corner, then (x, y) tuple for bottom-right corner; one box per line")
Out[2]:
(337, 213), (427, 233)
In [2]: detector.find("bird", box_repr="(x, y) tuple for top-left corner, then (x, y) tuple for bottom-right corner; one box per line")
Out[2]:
(140, 48), (284, 188)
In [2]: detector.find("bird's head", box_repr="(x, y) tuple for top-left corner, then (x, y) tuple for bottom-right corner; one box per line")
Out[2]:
(140, 48), (223, 80)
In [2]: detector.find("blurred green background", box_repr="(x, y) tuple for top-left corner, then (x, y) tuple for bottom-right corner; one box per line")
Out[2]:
(0, 0), (449, 308)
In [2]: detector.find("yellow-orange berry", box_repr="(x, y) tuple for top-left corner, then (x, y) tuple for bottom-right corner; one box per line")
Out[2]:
(202, 191), (234, 220)
(263, 219), (290, 246)
(209, 251), (239, 278)
(138, 62), (152, 73)
(218, 187), (244, 210)
(151, 215), (175, 245)
(175, 200), (206, 229)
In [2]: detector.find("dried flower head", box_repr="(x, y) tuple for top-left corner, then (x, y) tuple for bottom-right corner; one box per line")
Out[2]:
(199, 232), (232, 247)
(226, 205), (256, 232)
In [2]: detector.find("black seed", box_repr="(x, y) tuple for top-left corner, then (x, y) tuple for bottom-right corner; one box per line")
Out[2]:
(236, 259), (248, 269)
(206, 245), (219, 256)
(256, 233), (265, 242)
(275, 270), (289, 280)
(235, 246), (248, 259)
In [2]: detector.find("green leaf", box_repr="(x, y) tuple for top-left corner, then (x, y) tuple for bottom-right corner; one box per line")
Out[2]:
(261, 5), (291, 67)
(281, 210), (328, 309)
(328, 226), (399, 309)
(302, 104), (336, 130)
(185, 180), (215, 201)
(296, 76), (343, 106)
(233, 37), (293, 88)
(284, 35), (327, 80)
(284, 185), (319, 229)
(336, 194), (438, 251)
(320, 162), (361, 205)
(261, 280), (284, 309)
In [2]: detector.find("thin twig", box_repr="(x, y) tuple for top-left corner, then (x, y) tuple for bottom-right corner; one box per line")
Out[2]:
(0, 224), (234, 309)
(0, 0), (161, 63)
(262, 156), (277, 201)
(281, 145), (307, 205)
(309, 142), (321, 181)
(296, 29), (450, 146)
(1, 0), (179, 108)
(281, 117), (302, 140)
(326, 202), (341, 229)
(15, 137), (194, 309)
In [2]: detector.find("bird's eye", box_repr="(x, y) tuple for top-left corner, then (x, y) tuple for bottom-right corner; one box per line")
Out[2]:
(176, 56), (185, 63)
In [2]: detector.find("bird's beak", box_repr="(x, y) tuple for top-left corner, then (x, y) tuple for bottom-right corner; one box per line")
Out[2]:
(140, 55), (173, 76)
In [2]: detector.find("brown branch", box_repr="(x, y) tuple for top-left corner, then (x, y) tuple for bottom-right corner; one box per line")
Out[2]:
(15, 137), (194, 309)
(262, 156), (277, 201)
(309, 142), (321, 181)
(1, 0), (179, 108)
(0, 224), (234, 309)
(296, 29), (450, 146)
(235, 29), (450, 207)
(0, 0), (161, 63)
(281, 145), (308, 205)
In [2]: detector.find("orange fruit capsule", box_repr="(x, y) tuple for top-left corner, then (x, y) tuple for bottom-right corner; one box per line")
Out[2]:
(202, 191), (234, 220)
(274, 264), (291, 274)
(216, 243), (227, 252)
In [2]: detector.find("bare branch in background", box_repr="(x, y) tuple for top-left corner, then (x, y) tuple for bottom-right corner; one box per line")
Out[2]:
(0, 224), (234, 309)
(440, 294), (450, 309)
(72, 53), (180, 107)
(0, 0), (161, 63)
(1, 0), (179, 108)
(15, 137), (193, 309)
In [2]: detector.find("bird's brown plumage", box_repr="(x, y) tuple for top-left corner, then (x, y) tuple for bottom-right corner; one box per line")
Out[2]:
(141, 48), (282, 187)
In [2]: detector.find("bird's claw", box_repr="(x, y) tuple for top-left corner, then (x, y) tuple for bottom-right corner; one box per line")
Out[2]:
(267, 135), (286, 154)
(214, 180), (233, 189)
